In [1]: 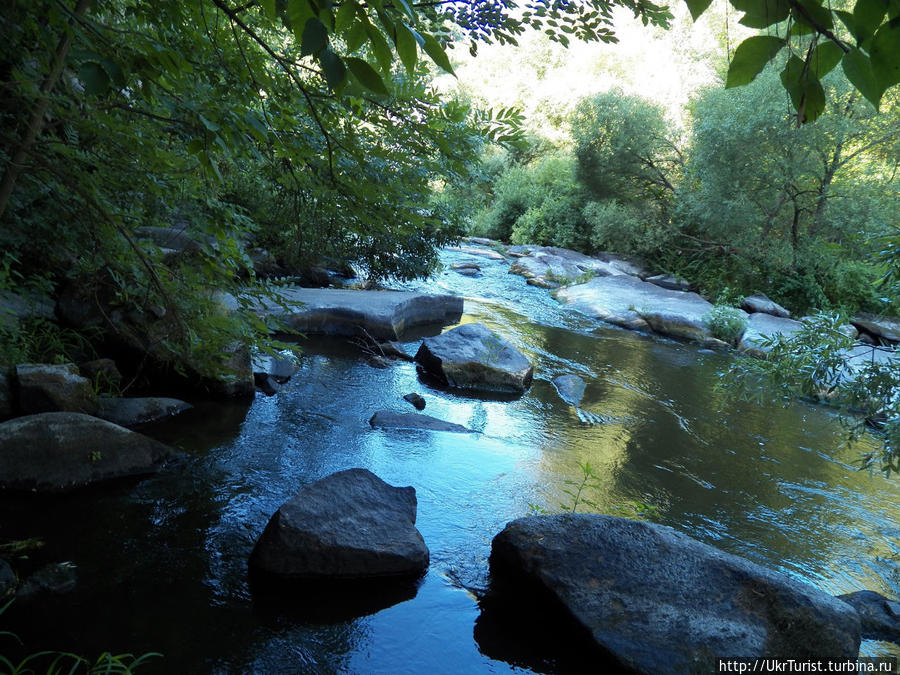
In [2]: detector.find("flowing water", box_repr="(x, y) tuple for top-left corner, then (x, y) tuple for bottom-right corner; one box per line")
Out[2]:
(3, 245), (899, 673)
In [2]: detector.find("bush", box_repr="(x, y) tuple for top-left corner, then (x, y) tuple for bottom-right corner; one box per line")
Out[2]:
(474, 152), (589, 247)
(703, 304), (749, 345)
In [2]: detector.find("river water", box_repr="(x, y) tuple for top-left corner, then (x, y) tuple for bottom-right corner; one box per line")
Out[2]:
(3, 245), (899, 672)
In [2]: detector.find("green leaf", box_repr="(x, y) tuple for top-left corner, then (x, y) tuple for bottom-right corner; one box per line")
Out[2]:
(725, 36), (785, 87)
(395, 23), (417, 75)
(780, 54), (826, 122)
(287, 0), (315, 43)
(683, 0), (713, 21)
(809, 40), (844, 78)
(346, 57), (388, 94)
(422, 33), (455, 75)
(835, 10), (860, 41)
(198, 114), (220, 132)
(79, 62), (109, 96)
(395, 0), (415, 20)
(365, 23), (393, 73)
(301, 17), (328, 56)
(854, 0), (888, 44)
(334, 0), (357, 33)
(319, 48), (347, 89)
(870, 19), (900, 91)
(346, 12), (367, 51)
(732, 0), (790, 28)
(790, 0), (834, 33)
(260, 0), (276, 19)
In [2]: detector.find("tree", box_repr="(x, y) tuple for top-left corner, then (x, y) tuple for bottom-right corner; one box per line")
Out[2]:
(571, 90), (682, 204)
(677, 66), (899, 311)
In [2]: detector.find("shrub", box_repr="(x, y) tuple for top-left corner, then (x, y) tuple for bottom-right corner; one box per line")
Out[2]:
(703, 304), (749, 345)
(585, 199), (672, 258)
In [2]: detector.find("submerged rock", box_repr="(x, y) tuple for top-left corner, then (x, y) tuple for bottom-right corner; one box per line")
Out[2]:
(402, 393), (426, 410)
(15, 363), (97, 416)
(16, 562), (77, 600)
(489, 514), (860, 671)
(0, 412), (178, 492)
(551, 374), (586, 408)
(95, 397), (192, 427)
(249, 468), (429, 581)
(837, 590), (900, 643)
(741, 293), (791, 318)
(369, 410), (472, 433)
(414, 323), (534, 394)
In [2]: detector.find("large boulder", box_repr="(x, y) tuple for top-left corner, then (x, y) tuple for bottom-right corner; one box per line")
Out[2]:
(851, 313), (900, 343)
(249, 468), (429, 581)
(0, 412), (178, 492)
(837, 590), (900, 643)
(95, 396), (192, 427)
(369, 410), (473, 433)
(741, 293), (791, 318)
(414, 323), (534, 394)
(489, 515), (860, 671)
(220, 288), (463, 341)
(15, 363), (97, 415)
(738, 313), (804, 358)
(556, 275), (717, 343)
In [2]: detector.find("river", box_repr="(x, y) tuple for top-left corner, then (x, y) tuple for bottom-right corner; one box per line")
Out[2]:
(3, 244), (899, 672)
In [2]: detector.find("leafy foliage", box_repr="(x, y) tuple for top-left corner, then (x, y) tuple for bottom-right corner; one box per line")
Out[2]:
(702, 304), (749, 345)
(688, 0), (900, 121)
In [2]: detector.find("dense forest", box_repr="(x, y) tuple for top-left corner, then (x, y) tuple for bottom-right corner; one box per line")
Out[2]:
(0, 0), (898, 402)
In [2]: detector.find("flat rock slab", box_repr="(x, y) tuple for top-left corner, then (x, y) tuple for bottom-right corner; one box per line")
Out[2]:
(222, 288), (462, 340)
(0, 412), (178, 492)
(415, 323), (534, 394)
(369, 410), (472, 433)
(490, 514), (860, 672)
(95, 397), (192, 427)
(556, 276), (716, 343)
(249, 468), (429, 580)
(738, 313), (804, 357)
